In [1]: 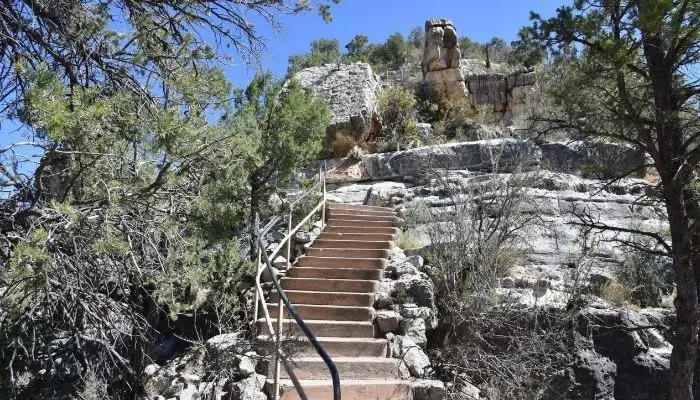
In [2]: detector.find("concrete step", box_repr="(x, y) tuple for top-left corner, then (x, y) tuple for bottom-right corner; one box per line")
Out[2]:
(256, 336), (387, 357)
(297, 256), (388, 270)
(328, 207), (397, 218)
(274, 379), (411, 400)
(256, 319), (375, 338)
(327, 218), (397, 228)
(319, 232), (396, 242)
(264, 356), (406, 380)
(328, 203), (395, 213)
(306, 247), (391, 259)
(274, 379), (412, 400)
(282, 277), (379, 293)
(270, 290), (374, 307)
(266, 303), (374, 321)
(312, 239), (394, 250)
(287, 267), (384, 281)
(324, 225), (400, 235)
(327, 213), (400, 224)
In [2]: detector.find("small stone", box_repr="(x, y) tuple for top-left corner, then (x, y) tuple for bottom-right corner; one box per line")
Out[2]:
(390, 261), (420, 278)
(232, 374), (267, 400)
(400, 304), (431, 320)
(260, 266), (280, 283)
(406, 255), (425, 268)
(144, 364), (160, 376)
(375, 280), (395, 309)
(272, 255), (288, 270)
(235, 353), (257, 377)
(376, 310), (402, 333)
(388, 335), (431, 377)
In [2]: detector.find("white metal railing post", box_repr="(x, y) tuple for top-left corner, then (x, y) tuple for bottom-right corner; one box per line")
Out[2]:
(253, 239), (261, 328)
(320, 167), (326, 228)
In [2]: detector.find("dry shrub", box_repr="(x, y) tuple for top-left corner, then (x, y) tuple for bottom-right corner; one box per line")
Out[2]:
(416, 151), (570, 399)
(330, 132), (360, 158)
(601, 279), (633, 307)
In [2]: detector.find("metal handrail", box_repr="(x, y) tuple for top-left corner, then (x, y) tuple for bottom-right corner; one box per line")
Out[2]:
(253, 166), (341, 400)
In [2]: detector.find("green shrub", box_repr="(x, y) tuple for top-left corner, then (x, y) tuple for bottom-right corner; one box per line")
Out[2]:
(378, 86), (418, 151)
(402, 200), (431, 230)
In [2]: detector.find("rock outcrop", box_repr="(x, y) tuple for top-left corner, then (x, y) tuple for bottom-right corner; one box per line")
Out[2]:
(460, 59), (537, 122)
(294, 62), (381, 142)
(320, 138), (645, 186)
(322, 136), (671, 399)
(421, 19), (469, 100)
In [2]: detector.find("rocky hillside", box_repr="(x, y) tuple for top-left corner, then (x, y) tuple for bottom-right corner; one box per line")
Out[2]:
(319, 139), (673, 399)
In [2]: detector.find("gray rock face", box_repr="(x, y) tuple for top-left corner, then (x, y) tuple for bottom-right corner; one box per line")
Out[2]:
(540, 141), (646, 179)
(565, 307), (672, 399)
(461, 59), (537, 122)
(294, 62), (381, 141)
(422, 19), (468, 100)
(361, 139), (541, 181)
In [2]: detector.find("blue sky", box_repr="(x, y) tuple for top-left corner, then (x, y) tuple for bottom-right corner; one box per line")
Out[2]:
(230, 0), (565, 87)
(0, 0), (565, 151)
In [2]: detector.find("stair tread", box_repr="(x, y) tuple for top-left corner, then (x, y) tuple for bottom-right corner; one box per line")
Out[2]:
(266, 303), (374, 310)
(256, 318), (373, 325)
(257, 335), (385, 343)
(285, 356), (398, 362)
(283, 277), (379, 283)
(273, 289), (374, 296)
(275, 378), (408, 384)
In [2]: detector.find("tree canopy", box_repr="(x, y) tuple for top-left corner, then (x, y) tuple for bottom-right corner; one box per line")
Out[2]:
(0, 1), (335, 398)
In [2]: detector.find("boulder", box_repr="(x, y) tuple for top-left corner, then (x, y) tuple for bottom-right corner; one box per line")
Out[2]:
(232, 374), (267, 400)
(411, 379), (447, 400)
(387, 334), (431, 377)
(294, 62), (381, 142)
(376, 310), (402, 333)
(400, 318), (427, 347)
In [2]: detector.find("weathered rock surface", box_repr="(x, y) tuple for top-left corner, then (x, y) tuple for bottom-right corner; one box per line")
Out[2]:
(421, 19), (468, 100)
(563, 307), (673, 399)
(324, 136), (671, 398)
(461, 59), (537, 121)
(294, 62), (381, 141)
(387, 333), (432, 377)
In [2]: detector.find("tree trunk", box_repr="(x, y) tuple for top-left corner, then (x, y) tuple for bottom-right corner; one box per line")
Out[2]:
(665, 184), (699, 400)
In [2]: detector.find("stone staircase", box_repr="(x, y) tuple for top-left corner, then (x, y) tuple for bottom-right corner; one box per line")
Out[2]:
(257, 203), (413, 400)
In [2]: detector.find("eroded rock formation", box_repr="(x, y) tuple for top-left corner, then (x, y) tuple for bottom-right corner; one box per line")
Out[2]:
(421, 19), (469, 100)
(460, 59), (537, 121)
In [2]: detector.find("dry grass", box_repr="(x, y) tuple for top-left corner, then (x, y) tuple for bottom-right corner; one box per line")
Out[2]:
(601, 279), (633, 307)
(396, 230), (422, 250)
